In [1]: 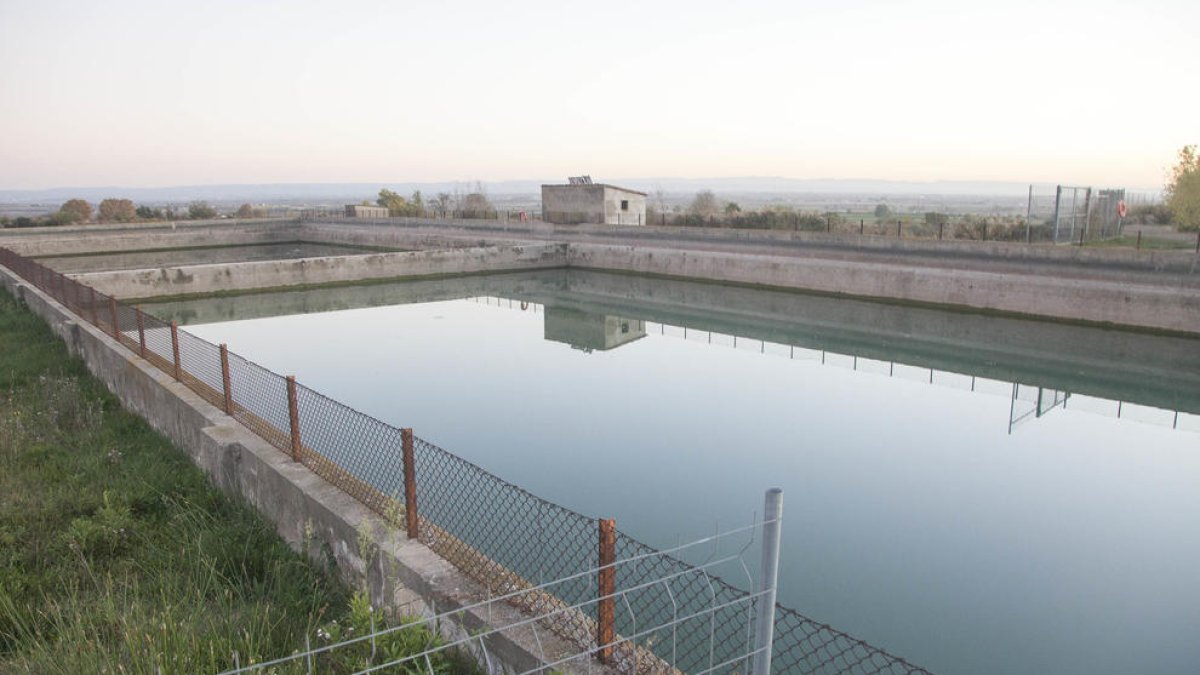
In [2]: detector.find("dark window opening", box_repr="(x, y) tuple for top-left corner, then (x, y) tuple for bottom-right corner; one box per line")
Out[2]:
(620, 200), (629, 211)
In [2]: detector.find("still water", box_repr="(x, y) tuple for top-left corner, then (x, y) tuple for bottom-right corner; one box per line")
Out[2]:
(152, 270), (1200, 675)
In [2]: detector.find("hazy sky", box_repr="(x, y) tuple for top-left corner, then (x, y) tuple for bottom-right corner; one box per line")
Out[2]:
(1, 0), (1196, 190)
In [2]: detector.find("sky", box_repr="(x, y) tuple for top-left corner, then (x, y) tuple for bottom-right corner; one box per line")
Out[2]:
(1, 0), (1197, 191)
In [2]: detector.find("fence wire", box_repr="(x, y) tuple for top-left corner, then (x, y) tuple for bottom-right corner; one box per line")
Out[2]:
(0, 246), (930, 674)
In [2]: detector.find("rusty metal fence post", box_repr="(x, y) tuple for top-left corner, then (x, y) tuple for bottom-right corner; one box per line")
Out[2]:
(219, 344), (233, 415)
(286, 376), (302, 461)
(136, 307), (146, 357)
(170, 321), (181, 380)
(88, 286), (98, 325)
(401, 428), (419, 538)
(108, 297), (120, 340)
(598, 518), (616, 664)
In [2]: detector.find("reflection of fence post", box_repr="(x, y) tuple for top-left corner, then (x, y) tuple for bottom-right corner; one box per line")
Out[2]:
(136, 307), (146, 357)
(401, 428), (418, 539)
(287, 376), (301, 461)
(170, 321), (181, 381)
(598, 518), (616, 664)
(109, 297), (120, 340)
(752, 488), (784, 675)
(219, 344), (233, 415)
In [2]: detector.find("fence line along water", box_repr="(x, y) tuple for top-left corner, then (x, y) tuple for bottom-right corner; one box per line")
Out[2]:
(0, 246), (930, 674)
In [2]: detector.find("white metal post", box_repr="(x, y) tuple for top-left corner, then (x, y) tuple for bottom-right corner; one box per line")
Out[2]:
(752, 488), (784, 675)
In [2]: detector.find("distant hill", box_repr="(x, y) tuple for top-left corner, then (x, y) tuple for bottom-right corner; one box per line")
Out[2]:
(0, 177), (1042, 205)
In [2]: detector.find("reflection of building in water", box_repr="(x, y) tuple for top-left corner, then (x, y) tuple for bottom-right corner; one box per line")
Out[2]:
(469, 296), (1199, 434)
(543, 306), (646, 353)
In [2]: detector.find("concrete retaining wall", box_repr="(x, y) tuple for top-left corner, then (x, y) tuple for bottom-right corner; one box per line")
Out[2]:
(74, 243), (569, 299)
(567, 243), (1200, 334)
(0, 265), (601, 673)
(307, 216), (1200, 276)
(1, 220), (293, 257)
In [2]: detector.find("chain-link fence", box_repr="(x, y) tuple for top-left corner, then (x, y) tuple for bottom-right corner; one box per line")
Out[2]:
(0, 246), (930, 674)
(1025, 184), (1127, 244)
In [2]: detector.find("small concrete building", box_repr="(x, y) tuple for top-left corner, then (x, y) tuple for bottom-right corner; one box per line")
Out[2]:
(344, 205), (389, 218)
(541, 176), (647, 226)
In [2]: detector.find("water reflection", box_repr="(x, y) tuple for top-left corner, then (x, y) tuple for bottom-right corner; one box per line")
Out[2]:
(465, 294), (1199, 436)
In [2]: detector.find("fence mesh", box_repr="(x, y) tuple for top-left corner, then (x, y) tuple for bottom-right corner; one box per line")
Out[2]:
(0, 246), (930, 674)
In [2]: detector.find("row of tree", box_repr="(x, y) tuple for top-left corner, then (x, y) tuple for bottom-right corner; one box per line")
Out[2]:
(1, 199), (268, 228)
(373, 185), (494, 217)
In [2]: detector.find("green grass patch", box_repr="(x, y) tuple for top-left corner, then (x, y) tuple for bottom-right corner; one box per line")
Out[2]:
(0, 291), (473, 673)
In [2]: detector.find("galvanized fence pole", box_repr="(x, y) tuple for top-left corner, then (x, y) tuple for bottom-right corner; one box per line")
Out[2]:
(401, 428), (418, 538)
(752, 488), (784, 675)
(108, 297), (120, 340)
(219, 344), (233, 415)
(170, 321), (181, 380)
(135, 307), (146, 357)
(598, 517), (617, 664)
(287, 376), (302, 461)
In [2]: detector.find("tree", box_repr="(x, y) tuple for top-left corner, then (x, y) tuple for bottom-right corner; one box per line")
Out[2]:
(58, 199), (93, 224)
(461, 192), (493, 214)
(409, 190), (424, 214)
(689, 190), (720, 218)
(187, 201), (217, 219)
(724, 202), (741, 215)
(236, 203), (255, 218)
(433, 192), (452, 213)
(376, 188), (407, 215)
(1165, 144), (1200, 231)
(98, 198), (137, 223)
(135, 205), (163, 220)
(873, 203), (892, 220)
(924, 212), (948, 227)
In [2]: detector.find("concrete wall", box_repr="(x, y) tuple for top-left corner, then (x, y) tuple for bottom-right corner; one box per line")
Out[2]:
(0, 264), (608, 674)
(74, 243), (569, 299)
(602, 186), (646, 227)
(0, 220), (292, 257)
(542, 184), (607, 224)
(10, 217), (1197, 334)
(566, 243), (1200, 335)
(301, 216), (1200, 278)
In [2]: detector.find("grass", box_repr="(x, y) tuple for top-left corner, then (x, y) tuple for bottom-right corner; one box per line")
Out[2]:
(0, 290), (473, 673)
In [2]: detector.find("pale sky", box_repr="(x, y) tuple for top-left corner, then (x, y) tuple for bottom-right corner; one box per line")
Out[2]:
(1, 0), (1196, 190)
